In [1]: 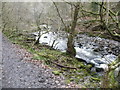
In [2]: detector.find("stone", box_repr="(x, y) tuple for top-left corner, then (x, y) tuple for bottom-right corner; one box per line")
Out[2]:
(114, 66), (120, 78)
(96, 68), (104, 72)
(44, 36), (47, 38)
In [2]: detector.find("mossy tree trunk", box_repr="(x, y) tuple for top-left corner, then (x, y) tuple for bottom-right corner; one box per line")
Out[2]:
(67, 33), (76, 56)
(101, 55), (120, 88)
(99, 1), (104, 28)
(66, 3), (80, 57)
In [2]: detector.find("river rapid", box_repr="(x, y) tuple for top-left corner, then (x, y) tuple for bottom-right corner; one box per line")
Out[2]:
(32, 24), (120, 72)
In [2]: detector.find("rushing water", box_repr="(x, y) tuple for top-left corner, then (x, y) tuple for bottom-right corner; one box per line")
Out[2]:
(32, 25), (120, 72)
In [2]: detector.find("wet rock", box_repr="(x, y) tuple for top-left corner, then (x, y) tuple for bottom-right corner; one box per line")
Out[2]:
(114, 66), (120, 78)
(96, 68), (104, 72)
(41, 42), (48, 45)
(96, 64), (108, 72)
(78, 43), (82, 48)
(44, 36), (47, 38)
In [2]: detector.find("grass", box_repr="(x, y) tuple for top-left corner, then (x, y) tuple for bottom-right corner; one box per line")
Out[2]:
(3, 31), (102, 88)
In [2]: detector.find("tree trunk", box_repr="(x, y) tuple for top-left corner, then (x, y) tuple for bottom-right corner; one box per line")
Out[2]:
(102, 70), (110, 88)
(106, 0), (109, 25)
(66, 3), (80, 57)
(34, 29), (41, 45)
(99, 1), (104, 27)
(67, 34), (76, 56)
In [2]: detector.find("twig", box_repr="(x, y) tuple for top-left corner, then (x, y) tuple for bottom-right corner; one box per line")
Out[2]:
(53, 2), (67, 29)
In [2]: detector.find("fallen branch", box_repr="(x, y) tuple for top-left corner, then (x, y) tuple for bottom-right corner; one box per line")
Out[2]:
(50, 60), (77, 69)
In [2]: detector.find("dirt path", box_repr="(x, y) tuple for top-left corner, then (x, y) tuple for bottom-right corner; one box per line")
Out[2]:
(2, 35), (68, 88)
(0, 32), (2, 89)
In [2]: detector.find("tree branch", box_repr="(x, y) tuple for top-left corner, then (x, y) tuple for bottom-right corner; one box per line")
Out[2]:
(81, 9), (100, 15)
(53, 2), (67, 29)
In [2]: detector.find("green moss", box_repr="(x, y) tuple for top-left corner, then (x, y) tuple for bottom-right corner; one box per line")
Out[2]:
(75, 78), (80, 84)
(52, 70), (61, 75)
(33, 54), (46, 60)
(70, 78), (74, 81)
(77, 69), (83, 73)
(77, 63), (85, 68)
(90, 77), (100, 82)
(108, 71), (119, 88)
(86, 64), (92, 69)
(65, 79), (71, 84)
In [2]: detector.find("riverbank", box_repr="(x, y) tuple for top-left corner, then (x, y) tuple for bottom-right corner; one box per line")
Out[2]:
(2, 32), (102, 88)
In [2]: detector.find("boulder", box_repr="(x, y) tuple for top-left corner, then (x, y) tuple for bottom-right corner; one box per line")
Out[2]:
(94, 64), (109, 72)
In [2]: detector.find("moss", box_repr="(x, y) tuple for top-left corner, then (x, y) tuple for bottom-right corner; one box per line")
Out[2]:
(85, 83), (91, 88)
(33, 54), (46, 60)
(75, 78), (80, 84)
(77, 63), (85, 68)
(86, 64), (92, 69)
(75, 74), (84, 78)
(77, 69), (83, 73)
(52, 70), (61, 75)
(70, 78), (74, 81)
(65, 79), (71, 84)
(108, 71), (119, 88)
(90, 77), (100, 82)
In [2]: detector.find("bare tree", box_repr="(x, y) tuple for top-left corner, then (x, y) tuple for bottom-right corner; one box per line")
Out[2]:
(33, 3), (44, 45)
(53, 2), (80, 56)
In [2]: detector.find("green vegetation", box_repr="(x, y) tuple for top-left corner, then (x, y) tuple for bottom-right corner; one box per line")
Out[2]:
(90, 77), (100, 82)
(52, 71), (61, 75)
(101, 56), (120, 88)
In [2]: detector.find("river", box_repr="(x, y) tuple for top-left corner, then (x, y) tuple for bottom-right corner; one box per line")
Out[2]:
(32, 24), (120, 72)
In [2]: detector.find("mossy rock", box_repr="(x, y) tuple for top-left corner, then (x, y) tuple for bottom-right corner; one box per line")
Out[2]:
(86, 64), (93, 69)
(77, 63), (85, 68)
